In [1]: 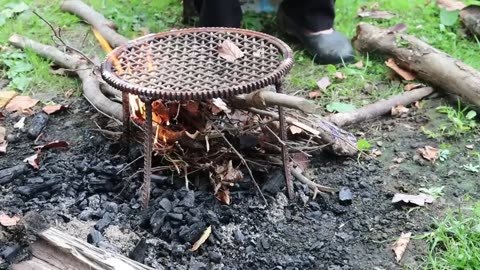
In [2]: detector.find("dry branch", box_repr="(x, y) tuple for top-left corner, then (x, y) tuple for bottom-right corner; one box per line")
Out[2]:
(353, 23), (480, 107)
(231, 87), (317, 114)
(325, 87), (434, 127)
(12, 212), (153, 270)
(8, 34), (123, 121)
(61, 0), (128, 48)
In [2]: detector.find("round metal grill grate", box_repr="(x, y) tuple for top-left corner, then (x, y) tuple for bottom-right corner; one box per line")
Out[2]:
(101, 28), (294, 100)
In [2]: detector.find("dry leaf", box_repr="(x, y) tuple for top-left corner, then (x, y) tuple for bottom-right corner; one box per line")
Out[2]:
(0, 91), (17, 108)
(316, 77), (331, 90)
(190, 225), (212, 252)
(354, 61), (364, 68)
(42, 104), (69, 115)
(385, 58), (416, 80)
(34, 140), (69, 151)
(292, 152), (310, 172)
(334, 72), (346, 80)
(211, 98), (231, 114)
(388, 23), (408, 34)
(24, 153), (40, 169)
(14, 117), (26, 129)
(414, 101), (423, 109)
(392, 232), (411, 262)
(0, 142), (6, 154)
(289, 125), (303, 135)
(437, 0), (466, 11)
(466, 144), (475, 149)
(5, 96), (39, 113)
(216, 190), (231, 205)
(215, 160), (243, 183)
(64, 89), (75, 99)
(0, 214), (21, 227)
(358, 10), (396, 19)
(392, 193), (435, 206)
(404, 83), (424, 91)
(308, 91), (321, 99)
(218, 40), (244, 62)
(391, 104), (409, 116)
(417, 146), (439, 162)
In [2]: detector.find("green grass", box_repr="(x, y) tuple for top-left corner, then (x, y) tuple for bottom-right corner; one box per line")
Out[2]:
(424, 202), (480, 269)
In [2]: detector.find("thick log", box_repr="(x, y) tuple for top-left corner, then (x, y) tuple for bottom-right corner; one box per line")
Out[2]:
(61, 0), (128, 48)
(8, 34), (123, 121)
(11, 212), (155, 270)
(353, 23), (480, 107)
(325, 87), (434, 127)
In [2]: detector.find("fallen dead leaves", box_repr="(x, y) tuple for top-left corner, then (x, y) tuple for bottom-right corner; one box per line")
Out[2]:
(5, 95), (39, 114)
(391, 104), (410, 116)
(392, 193), (435, 206)
(218, 40), (244, 62)
(0, 213), (21, 227)
(0, 91), (17, 108)
(42, 104), (69, 115)
(417, 146), (439, 163)
(392, 232), (411, 262)
(385, 58), (416, 81)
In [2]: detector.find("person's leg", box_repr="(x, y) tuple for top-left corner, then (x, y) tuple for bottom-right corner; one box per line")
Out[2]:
(278, 0), (354, 64)
(194, 0), (242, 28)
(281, 0), (335, 32)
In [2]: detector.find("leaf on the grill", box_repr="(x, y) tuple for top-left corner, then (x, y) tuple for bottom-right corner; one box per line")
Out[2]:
(218, 40), (244, 62)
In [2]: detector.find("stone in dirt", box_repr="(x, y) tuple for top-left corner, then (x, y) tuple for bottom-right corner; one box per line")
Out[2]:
(27, 112), (48, 139)
(129, 238), (147, 263)
(94, 212), (112, 232)
(87, 229), (104, 245)
(339, 186), (353, 205)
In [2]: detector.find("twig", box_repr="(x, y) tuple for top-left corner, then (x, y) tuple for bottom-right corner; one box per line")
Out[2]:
(33, 10), (96, 66)
(213, 125), (268, 205)
(291, 167), (336, 193)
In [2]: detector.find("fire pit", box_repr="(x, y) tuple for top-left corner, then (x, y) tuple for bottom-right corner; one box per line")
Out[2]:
(101, 28), (294, 207)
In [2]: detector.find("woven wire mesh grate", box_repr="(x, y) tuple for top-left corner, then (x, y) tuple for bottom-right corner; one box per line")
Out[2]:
(101, 28), (294, 101)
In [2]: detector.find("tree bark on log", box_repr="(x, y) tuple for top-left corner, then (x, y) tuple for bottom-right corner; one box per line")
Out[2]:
(12, 212), (154, 270)
(325, 87), (434, 127)
(353, 23), (480, 107)
(61, 0), (128, 48)
(8, 34), (123, 121)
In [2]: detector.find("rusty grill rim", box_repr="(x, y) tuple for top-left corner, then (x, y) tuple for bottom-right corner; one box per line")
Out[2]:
(101, 27), (294, 101)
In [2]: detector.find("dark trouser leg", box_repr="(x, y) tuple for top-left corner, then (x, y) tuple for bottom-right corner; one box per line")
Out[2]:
(281, 0), (335, 32)
(194, 0), (242, 28)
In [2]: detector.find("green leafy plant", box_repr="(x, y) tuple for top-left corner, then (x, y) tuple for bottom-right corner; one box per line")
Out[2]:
(419, 186), (445, 198)
(423, 100), (478, 138)
(0, 2), (29, 26)
(462, 163), (480, 173)
(0, 51), (33, 91)
(357, 139), (371, 152)
(425, 203), (480, 269)
(326, 102), (356, 113)
(439, 8), (459, 27)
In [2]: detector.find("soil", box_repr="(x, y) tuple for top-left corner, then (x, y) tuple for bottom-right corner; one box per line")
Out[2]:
(1, 96), (479, 270)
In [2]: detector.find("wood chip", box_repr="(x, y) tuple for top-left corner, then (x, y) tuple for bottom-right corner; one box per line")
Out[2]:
(190, 225), (212, 252)
(218, 40), (244, 62)
(392, 232), (411, 262)
(385, 58), (416, 80)
(316, 77), (331, 90)
(289, 125), (303, 135)
(404, 83), (424, 91)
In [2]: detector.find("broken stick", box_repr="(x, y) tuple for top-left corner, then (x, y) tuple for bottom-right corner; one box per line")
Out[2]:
(353, 23), (480, 107)
(325, 87), (434, 127)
